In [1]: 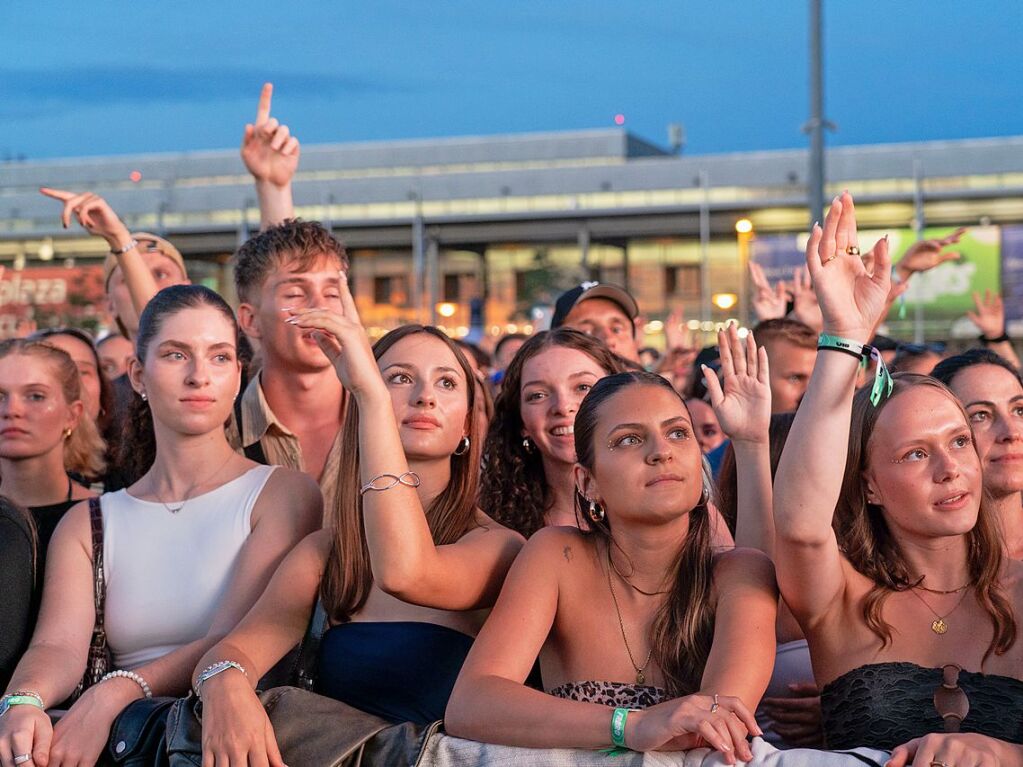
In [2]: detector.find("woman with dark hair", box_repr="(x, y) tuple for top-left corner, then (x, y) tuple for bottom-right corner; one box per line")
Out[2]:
(774, 192), (1023, 766)
(31, 327), (126, 489)
(193, 275), (523, 765)
(0, 497), (37, 691)
(480, 328), (627, 537)
(446, 370), (776, 761)
(932, 349), (1023, 558)
(0, 285), (321, 767)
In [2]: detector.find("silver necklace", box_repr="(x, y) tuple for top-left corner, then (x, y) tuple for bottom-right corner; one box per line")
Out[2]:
(153, 453), (236, 514)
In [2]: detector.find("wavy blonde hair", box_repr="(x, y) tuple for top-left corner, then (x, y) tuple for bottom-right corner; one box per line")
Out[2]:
(0, 339), (106, 478)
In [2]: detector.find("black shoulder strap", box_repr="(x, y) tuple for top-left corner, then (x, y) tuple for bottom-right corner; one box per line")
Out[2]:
(233, 391), (269, 465)
(293, 600), (329, 691)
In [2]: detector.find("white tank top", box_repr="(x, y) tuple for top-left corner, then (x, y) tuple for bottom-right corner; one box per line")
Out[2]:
(102, 464), (276, 669)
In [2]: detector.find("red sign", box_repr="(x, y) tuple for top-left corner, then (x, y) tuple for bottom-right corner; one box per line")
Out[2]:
(0, 265), (107, 336)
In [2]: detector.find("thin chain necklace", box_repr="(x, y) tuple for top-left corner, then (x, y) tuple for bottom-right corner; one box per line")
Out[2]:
(606, 547), (654, 684)
(153, 453), (237, 514)
(914, 580), (970, 596)
(608, 548), (671, 597)
(907, 586), (971, 635)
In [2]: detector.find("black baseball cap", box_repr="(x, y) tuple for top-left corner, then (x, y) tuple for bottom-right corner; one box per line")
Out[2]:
(551, 281), (640, 332)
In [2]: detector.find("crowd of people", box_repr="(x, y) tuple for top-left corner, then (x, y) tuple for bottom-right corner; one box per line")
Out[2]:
(1, 86), (1022, 767)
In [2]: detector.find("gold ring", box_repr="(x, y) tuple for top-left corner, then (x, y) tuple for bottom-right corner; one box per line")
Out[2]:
(846, 246), (861, 256)
(822, 255), (838, 265)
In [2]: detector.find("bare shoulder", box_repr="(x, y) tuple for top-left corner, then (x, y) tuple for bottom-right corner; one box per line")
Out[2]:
(518, 525), (594, 567)
(252, 466), (323, 527)
(712, 547), (777, 592)
(51, 498), (94, 553)
(466, 509), (527, 547)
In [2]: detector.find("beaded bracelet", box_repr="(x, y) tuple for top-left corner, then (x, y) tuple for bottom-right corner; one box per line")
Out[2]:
(100, 669), (153, 698)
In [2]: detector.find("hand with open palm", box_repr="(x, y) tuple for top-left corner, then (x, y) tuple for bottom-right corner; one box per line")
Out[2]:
(704, 324), (770, 445)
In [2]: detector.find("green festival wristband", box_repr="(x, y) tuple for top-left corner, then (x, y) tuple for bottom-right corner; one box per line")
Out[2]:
(817, 333), (894, 407)
(610, 707), (631, 749)
(0, 694), (44, 718)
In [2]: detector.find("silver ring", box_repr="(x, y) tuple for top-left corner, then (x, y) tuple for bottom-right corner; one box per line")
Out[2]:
(710, 693), (720, 713)
(14, 755), (33, 766)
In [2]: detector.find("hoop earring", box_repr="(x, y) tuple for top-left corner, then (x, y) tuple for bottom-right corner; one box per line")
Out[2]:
(588, 499), (605, 523)
(63, 427), (73, 440)
(140, 392), (147, 401)
(454, 436), (470, 456)
(521, 437), (534, 454)
(700, 484), (711, 506)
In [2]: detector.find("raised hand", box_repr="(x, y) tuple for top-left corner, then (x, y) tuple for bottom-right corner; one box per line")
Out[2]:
(894, 227), (965, 283)
(789, 266), (823, 332)
(806, 192), (890, 344)
(39, 187), (132, 250)
(660, 307), (700, 386)
(967, 289), (1006, 340)
(703, 324), (770, 445)
(242, 83), (300, 188)
(284, 271), (382, 398)
(627, 693), (759, 762)
(749, 262), (788, 321)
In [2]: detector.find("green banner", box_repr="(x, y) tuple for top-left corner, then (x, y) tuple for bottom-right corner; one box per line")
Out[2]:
(881, 226), (1000, 318)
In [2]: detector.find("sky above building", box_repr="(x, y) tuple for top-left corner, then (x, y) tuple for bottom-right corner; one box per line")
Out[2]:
(2, 1), (1021, 162)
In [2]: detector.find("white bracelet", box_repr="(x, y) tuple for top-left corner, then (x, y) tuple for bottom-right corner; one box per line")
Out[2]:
(100, 669), (153, 699)
(194, 660), (248, 698)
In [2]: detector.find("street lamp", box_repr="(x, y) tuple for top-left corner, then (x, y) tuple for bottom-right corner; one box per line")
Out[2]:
(735, 219), (754, 327)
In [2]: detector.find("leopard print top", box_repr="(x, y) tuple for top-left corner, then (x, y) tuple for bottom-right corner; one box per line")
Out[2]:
(548, 680), (669, 709)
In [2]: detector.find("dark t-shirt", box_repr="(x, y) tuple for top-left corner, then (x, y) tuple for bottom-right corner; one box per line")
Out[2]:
(0, 503), (36, 690)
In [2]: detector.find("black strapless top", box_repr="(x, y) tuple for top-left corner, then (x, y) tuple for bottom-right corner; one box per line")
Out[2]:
(821, 662), (1023, 750)
(315, 621), (474, 725)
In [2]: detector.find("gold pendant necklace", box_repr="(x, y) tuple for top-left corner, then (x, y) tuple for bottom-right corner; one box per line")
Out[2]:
(606, 547), (654, 684)
(608, 547), (671, 597)
(908, 586), (971, 635)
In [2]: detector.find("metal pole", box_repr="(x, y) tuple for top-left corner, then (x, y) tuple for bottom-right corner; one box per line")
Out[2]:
(698, 170), (711, 323)
(427, 235), (439, 325)
(807, 0), (825, 229)
(411, 192), (425, 323)
(913, 159), (926, 343)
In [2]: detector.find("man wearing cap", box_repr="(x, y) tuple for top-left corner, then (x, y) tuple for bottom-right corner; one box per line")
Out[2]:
(551, 281), (641, 363)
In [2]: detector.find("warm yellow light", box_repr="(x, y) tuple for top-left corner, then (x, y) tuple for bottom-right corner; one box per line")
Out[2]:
(436, 302), (457, 318)
(712, 293), (738, 310)
(735, 219), (754, 234)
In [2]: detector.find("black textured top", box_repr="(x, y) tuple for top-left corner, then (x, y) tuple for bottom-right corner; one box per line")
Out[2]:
(821, 662), (1023, 750)
(0, 503), (36, 690)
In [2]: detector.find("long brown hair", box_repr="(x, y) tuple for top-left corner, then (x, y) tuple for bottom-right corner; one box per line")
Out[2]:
(574, 370), (715, 697)
(320, 325), (482, 623)
(480, 328), (627, 538)
(0, 339), (106, 478)
(836, 373), (1016, 661)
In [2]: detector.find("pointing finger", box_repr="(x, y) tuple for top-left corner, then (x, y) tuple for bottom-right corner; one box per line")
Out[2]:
(256, 82), (273, 123)
(40, 187), (76, 202)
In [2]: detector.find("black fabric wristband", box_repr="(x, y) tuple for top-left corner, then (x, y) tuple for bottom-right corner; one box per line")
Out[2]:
(980, 332), (1010, 345)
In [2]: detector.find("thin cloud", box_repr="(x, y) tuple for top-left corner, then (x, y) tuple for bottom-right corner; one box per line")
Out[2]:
(0, 65), (409, 116)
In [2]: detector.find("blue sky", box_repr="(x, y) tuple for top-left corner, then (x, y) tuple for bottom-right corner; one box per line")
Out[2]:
(2, 1), (1020, 161)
